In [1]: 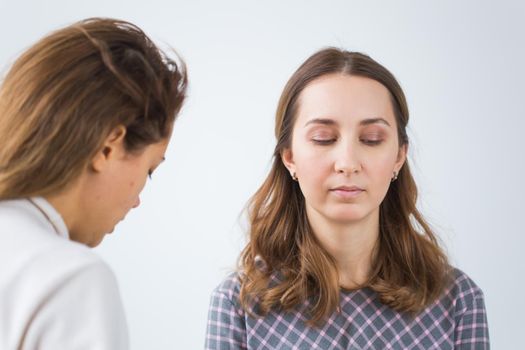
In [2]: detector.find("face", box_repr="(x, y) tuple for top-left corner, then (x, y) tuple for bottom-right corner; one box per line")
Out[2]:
(282, 74), (406, 227)
(76, 130), (170, 247)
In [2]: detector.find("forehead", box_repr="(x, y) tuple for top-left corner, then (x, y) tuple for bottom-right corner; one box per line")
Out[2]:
(295, 74), (395, 127)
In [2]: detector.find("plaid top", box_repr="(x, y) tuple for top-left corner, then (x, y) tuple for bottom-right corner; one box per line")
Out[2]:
(205, 268), (489, 349)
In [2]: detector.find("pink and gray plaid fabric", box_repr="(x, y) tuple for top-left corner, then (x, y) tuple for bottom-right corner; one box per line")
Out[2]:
(205, 269), (489, 349)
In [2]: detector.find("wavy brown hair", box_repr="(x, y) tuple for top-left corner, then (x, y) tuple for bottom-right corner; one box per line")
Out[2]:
(0, 18), (187, 199)
(239, 48), (450, 324)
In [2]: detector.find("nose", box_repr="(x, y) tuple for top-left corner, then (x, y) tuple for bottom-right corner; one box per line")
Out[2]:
(334, 141), (362, 176)
(132, 197), (141, 209)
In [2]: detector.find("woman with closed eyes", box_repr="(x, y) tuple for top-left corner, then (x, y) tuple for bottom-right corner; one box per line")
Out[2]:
(205, 48), (489, 349)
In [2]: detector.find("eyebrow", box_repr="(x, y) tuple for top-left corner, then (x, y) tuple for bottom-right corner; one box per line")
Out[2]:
(359, 118), (391, 127)
(304, 118), (338, 127)
(304, 117), (391, 127)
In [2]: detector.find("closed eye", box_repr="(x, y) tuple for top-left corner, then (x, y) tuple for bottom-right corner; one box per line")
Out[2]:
(312, 138), (336, 145)
(360, 139), (383, 146)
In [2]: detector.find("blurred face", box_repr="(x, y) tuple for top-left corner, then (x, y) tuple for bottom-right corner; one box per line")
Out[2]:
(282, 74), (406, 226)
(75, 130), (170, 247)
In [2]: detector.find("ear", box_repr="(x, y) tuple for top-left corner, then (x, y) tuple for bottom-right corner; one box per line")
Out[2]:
(394, 143), (408, 173)
(281, 147), (296, 175)
(91, 125), (127, 173)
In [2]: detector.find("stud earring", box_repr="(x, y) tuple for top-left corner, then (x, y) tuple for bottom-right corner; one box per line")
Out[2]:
(292, 172), (298, 181)
(391, 171), (398, 182)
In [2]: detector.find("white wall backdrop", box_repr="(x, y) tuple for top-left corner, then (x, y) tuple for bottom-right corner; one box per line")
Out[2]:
(1, 0), (523, 348)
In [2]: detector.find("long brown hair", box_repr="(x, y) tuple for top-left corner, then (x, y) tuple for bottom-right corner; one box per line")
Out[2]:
(240, 48), (450, 324)
(0, 18), (187, 199)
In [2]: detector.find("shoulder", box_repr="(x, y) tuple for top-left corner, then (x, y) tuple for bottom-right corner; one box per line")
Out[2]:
(0, 200), (118, 302)
(0, 198), (114, 284)
(45, 242), (117, 285)
(0, 226), (124, 348)
(209, 271), (247, 316)
(448, 267), (484, 299)
(3, 238), (119, 305)
(18, 252), (127, 350)
(27, 242), (120, 307)
(445, 267), (486, 317)
(21, 233), (113, 279)
(212, 272), (242, 302)
(206, 273), (248, 348)
(210, 269), (283, 312)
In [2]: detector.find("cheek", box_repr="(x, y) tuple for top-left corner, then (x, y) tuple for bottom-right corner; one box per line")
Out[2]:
(295, 148), (332, 180)
(128, 178), (144, 191)
(293, 150), (333, 204)
(365, 152), (399, 193)
(126, 180), (139, 199)
(117, 168), (147, 206)
(127, 175), (147, 197)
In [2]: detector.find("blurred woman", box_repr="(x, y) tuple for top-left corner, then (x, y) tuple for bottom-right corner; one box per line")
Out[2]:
(0, 18), (186, 349)
(205, 48), (489, 349)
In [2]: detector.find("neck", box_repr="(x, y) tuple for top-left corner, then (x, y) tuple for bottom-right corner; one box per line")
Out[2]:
(306, 206), (379, 289)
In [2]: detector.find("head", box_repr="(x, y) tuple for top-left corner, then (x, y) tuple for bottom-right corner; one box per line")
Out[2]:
(279, 52), (408, 228)
(240, 48), (448, 323)
(0, 18), (187, 246)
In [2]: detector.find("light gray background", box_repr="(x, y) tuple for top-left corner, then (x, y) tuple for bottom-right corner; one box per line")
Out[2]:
(1, 0), (523, 348)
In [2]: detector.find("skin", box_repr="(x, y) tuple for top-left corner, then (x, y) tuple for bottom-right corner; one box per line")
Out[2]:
(47, 125), (170, 247)
(282, 74), (407, 289)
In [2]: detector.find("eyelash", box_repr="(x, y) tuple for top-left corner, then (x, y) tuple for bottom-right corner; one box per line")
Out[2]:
(312, 139), (336, 145)
(361, 139), (383, 146)
(312, 138), (383, 146)
(148, 170), (153, 179)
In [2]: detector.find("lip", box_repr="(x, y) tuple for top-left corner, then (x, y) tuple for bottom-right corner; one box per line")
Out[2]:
(329, 185), (365, 199)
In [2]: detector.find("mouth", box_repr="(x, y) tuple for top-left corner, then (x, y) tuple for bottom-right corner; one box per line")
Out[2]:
(329, 185), (365, 199)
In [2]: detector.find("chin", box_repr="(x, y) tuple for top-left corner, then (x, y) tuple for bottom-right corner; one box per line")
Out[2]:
(88, 232), (108, 248)
(325, 206), (372, 224)
(329, 214), (367, 224)
(87, 239), (102, 248)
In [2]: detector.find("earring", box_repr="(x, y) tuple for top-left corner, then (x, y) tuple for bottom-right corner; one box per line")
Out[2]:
(391, 171), (398, 182)
(292, 172), (298, 181)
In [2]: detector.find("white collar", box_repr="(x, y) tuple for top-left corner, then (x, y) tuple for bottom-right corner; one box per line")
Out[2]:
(28, 197), (69, 239)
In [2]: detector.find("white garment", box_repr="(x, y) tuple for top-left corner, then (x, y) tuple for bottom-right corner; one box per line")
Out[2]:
(0, 198), (129, 349)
